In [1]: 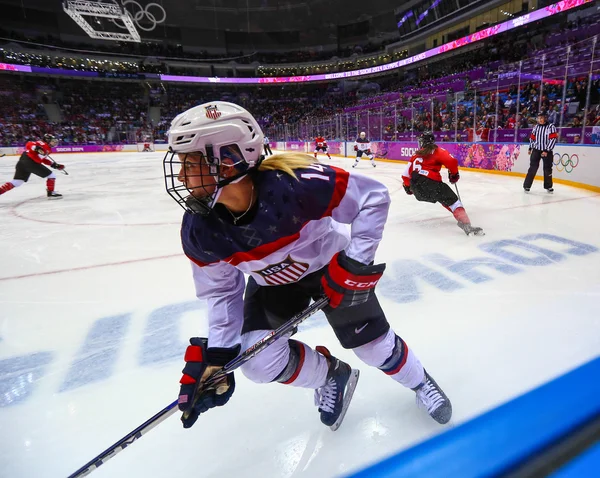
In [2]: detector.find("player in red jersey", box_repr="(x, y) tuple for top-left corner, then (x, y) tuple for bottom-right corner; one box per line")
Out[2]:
(314, 135), (331, 159)
(402, 132), (484, 236)
(0, 134), (65, 199)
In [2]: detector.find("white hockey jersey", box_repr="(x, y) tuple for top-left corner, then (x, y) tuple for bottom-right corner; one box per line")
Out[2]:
(355, 137), (371, 151)
(181, 163), (390, 348)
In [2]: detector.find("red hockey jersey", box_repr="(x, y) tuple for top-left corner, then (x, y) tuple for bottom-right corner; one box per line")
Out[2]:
(315, 136), (327, 147)
(25, 141), (53, 165)
(402, 146), (458, 186)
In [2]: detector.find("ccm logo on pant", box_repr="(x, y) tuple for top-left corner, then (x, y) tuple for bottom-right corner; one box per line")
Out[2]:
(344, 279), (380, 288)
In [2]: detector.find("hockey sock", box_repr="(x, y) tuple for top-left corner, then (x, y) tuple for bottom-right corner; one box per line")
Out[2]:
(353, 329), (424, 389)
(314, 153), (317, 158)
(0, 182), (15, 195)
(274, 340), (329, 389)
(327, 153), (331, 159)
(46, 178), (56, 192)
(452, 207), (470, 224)
(380, 335), (425, 389)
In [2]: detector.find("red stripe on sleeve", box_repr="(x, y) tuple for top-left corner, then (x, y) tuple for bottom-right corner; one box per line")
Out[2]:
(549, 133), (558, 139)
(322, 166), (349, 218)
(530, 134), (536, 140)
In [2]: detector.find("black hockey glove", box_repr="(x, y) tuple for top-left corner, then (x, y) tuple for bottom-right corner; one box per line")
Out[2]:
(50, 161), (65, 170)
(178, 337), (240, 428)
(449, 172), (460, 184)
(321, 250), (385, 309)
(403, 184), (413, 195)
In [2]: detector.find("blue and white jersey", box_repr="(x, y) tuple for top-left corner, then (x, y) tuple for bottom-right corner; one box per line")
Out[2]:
(182, 163), (390, 348)
(355, 137), (371, 151)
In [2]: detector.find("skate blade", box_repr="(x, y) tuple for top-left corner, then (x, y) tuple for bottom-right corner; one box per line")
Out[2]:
(47, 196), (63, 200)
(329, 369), (360, 432)
(470, 230), (485, 236)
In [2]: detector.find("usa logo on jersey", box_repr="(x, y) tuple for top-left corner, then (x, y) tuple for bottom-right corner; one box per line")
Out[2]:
(255, 256), (309, 285)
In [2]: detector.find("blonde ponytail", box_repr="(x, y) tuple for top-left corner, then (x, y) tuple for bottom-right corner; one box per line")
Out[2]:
(258, 152), (317, 179)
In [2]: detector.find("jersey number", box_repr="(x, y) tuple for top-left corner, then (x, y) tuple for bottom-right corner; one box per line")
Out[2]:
(300, 163), (329, 181)
(413, 157), (423, 172)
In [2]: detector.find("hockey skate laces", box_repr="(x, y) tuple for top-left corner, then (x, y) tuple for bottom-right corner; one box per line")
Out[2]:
(314, 377), (337, 414)
(416, 379), (445, 413)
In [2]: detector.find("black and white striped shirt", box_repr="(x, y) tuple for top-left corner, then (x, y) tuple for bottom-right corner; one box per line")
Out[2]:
(530, 123), (558, 151)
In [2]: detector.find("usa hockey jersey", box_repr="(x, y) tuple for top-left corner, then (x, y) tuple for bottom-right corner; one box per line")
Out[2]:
(402, 146), (458, 186)
(355, 137), (371, 151)
(182, 163), (390, 348)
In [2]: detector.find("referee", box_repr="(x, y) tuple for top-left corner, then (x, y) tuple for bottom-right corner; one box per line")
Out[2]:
(524, 111), (558, 193)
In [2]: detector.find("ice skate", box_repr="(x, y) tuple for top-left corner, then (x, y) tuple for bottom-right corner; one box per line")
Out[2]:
(47, 190), (63, 200)
(314, 346), (359, 431)
(524, 187), (530, 192)
(371, 160), (376, 168)
(546, 188), (554, 193)
(412, 370), (452, 424)
(352, 161), (358, 168)
(457, 221), (484, 236)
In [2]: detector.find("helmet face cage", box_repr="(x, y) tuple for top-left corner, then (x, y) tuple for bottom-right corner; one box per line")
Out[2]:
(43, 134), (58, 147)
(418, 131), (436, 149)
(163, 143), (252, 215)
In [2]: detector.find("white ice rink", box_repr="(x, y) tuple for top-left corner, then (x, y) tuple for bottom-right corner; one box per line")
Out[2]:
(1, 151), (599, 478)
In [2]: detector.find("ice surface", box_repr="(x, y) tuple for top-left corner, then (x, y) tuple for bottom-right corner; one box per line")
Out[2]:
(1, 152), (599, 477)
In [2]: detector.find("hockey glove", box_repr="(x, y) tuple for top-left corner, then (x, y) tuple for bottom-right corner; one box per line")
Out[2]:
(354, 145), (358, 151)
(449, 172), (460, 184)
(51, 161), (65, 170)
(178, 337), (240, 428)
(403, 184), (413, 195)
(321, 251), (385, 309)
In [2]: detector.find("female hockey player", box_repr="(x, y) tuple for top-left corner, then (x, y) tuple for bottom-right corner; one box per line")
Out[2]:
(353, 131), (376, 168)
(402, 131), (484, 236)
(0, 134), (65, 199)
(164, 102), (452, 431)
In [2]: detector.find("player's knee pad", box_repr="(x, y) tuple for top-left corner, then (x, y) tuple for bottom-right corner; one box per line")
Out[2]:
(352, 328), (395, 367)
(11, 179), (25, 188)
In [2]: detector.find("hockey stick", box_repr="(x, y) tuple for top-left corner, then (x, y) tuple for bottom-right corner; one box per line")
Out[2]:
(454, 183), (462, 202)
(0, 153), (5, 158)
(67, 296), (329, 478)
(47, 155), (69, 175)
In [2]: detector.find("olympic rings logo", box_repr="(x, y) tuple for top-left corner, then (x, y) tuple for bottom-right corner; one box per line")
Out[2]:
(112, 1), (166, 32)
(553, 153), (579, 173)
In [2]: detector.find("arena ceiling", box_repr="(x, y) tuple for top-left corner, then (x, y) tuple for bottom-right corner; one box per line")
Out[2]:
(2, 0), (411, 34)
(1, 0), (487, 51)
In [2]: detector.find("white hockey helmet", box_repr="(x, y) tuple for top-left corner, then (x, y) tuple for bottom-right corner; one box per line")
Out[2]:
(164, 101), (265, 215)
(359, 131), (366, 138)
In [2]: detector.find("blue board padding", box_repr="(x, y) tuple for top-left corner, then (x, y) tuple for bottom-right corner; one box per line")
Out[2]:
(547, 441), (600, 478)
(348, 357), (600, 478)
